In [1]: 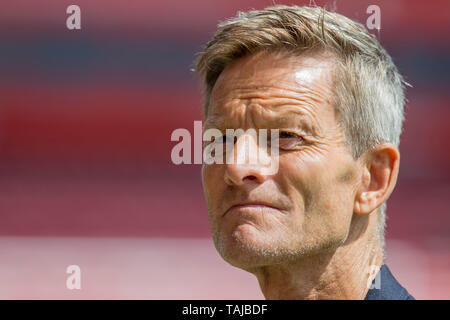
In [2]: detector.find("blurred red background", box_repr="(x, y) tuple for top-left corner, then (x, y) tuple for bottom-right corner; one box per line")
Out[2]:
(0, 0), (449, 299)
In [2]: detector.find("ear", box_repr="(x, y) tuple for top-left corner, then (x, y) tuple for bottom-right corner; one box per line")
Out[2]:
(354, 143), (400, 215)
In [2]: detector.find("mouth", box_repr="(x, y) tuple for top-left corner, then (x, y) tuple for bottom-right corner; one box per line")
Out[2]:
(224, 202), (281, 216)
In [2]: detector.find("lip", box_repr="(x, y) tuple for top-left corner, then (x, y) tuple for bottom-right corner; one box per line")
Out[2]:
(224, 202), (281, 216)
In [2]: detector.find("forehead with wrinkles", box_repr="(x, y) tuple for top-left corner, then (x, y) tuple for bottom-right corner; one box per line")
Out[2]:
(206, 51), (338, 135)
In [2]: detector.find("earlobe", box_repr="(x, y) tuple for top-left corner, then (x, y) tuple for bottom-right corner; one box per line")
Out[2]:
(354, 143), (400, 216)
(354, 189), (379, 215)
(354, 167), (372, 215)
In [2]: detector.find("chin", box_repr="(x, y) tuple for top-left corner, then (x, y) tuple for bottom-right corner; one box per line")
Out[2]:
(214, 224), (294, 270)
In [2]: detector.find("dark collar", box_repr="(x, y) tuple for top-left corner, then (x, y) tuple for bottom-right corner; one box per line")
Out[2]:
(365, 264), (415, 300)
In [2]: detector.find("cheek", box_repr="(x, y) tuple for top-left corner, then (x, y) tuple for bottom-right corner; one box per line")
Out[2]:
(201, 164), (224, 209)
(279, 151), (356, 221)
(278, 153), (326, 213)
(201, 165), (213, 201)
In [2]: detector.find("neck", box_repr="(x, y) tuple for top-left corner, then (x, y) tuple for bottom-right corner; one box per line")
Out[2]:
(251, 214), (383, 300)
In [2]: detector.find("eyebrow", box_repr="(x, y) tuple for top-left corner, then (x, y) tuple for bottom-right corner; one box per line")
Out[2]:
(264, 111), (320, 136)
(204, 108), (320, 137)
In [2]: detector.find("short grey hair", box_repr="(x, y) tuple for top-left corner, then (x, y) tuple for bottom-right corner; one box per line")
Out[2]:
(195, 5), (407, 251)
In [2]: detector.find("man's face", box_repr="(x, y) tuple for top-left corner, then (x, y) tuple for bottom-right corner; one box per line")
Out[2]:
(202, 51), (362, 270)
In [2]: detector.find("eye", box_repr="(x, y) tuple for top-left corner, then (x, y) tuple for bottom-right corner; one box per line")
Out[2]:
(208, 135), (235, 147)
(220, 135), (235, 144)
(279, 131), (299, 139)
(278, 131), (305, 150)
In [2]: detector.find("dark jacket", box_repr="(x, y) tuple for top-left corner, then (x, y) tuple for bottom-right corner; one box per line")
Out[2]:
(365, 264), (415, 300)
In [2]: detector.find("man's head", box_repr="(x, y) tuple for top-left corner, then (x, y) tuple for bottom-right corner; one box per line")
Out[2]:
(196, 5), (406, 270)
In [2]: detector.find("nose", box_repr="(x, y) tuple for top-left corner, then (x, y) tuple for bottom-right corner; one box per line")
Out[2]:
(223, 132), (272, 186)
